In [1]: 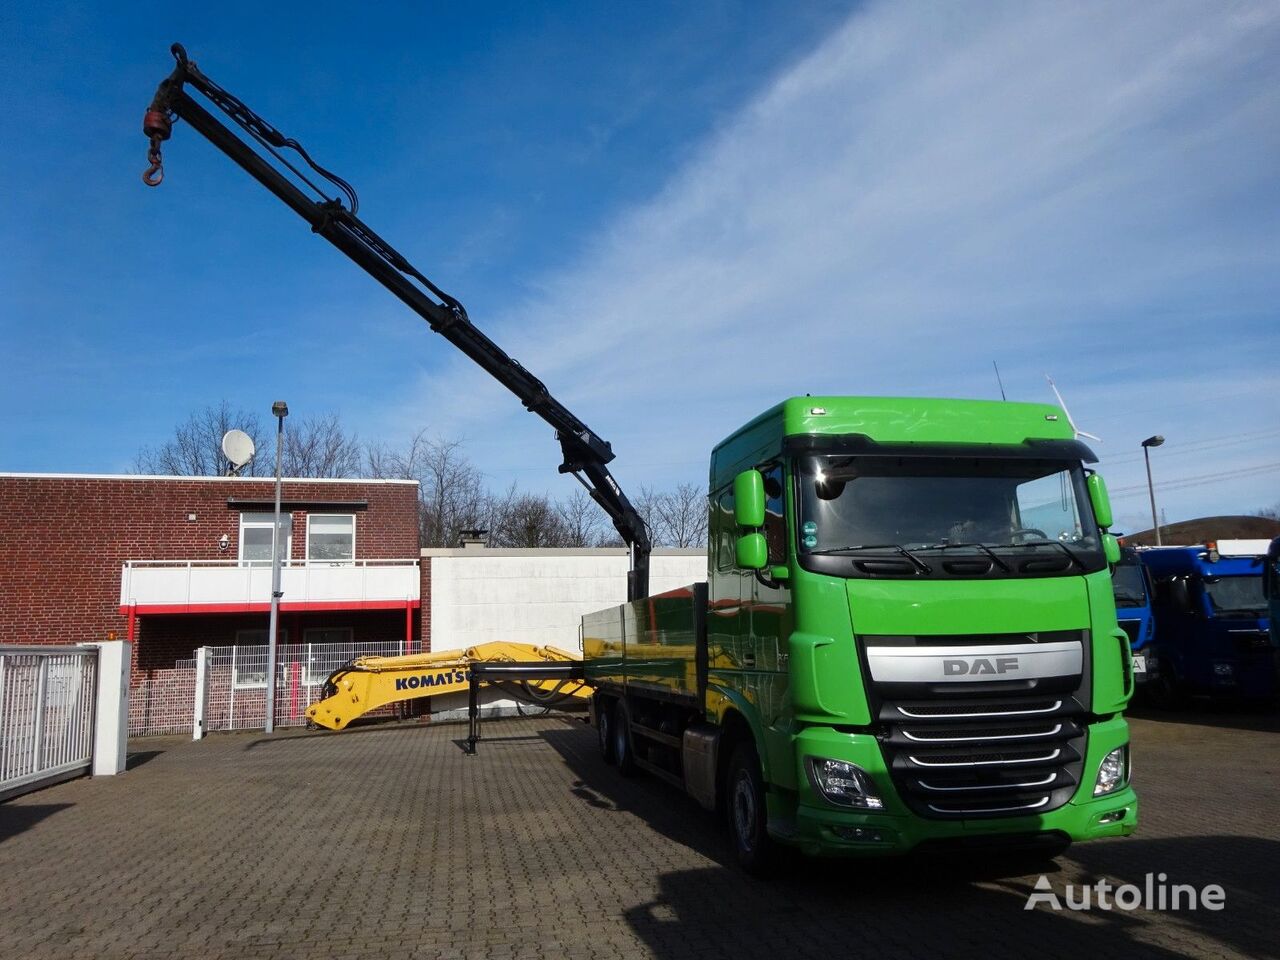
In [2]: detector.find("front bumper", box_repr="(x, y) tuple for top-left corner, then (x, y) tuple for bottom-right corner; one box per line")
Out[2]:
(787, 716), (1137, 857)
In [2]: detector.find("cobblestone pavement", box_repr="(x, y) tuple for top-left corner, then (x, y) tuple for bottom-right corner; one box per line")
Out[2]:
(1, 706), (1277, 960)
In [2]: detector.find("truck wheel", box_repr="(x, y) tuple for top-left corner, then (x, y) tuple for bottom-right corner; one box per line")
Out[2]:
(726, 741), (778, 876)
(1148, 663), (1186, 709)
(613, 699), (637, 776)
(597, 698), (617, 765)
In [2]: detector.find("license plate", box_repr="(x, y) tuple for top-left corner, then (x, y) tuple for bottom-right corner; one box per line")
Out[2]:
(1131, 654), (1146, 674)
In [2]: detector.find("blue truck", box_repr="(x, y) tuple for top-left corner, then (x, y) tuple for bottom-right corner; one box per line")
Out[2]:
(1141, 540), (1276, 704)
(1112, 547), (1155, 684)
(1266, 537), (1280, 648)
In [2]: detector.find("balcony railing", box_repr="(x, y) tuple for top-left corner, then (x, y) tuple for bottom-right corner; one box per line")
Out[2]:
(120, 559), (420, 612)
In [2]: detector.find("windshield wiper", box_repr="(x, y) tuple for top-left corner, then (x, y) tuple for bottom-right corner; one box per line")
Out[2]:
(808, 544), (933, 574)
(916, 542), (1011, 573)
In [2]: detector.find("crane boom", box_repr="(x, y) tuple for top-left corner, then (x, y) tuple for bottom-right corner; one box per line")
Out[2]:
(142, 44), (650, 600)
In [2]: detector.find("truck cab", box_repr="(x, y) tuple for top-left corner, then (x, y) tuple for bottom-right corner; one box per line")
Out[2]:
(585, 396), (1137, 869)
(1141, 540), (1275, 703)
(1112, 547), (1155, 682)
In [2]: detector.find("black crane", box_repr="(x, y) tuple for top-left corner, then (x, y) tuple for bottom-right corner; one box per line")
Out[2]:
(142, 44), (651, 601)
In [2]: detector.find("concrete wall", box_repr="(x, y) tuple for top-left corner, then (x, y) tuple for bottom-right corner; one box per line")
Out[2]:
(423, 548), (707, 652)
(421, 547), (708, 720)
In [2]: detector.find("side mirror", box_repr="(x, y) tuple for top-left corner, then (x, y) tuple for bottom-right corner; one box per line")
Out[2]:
(733, 469), (765, 529)
(1102, 533), (1121, 566)
(1087, 473), (1113, 529)
(736, 532), (768, 570)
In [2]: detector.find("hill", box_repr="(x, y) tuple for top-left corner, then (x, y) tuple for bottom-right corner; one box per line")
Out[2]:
(1117, 515), (1280, 547)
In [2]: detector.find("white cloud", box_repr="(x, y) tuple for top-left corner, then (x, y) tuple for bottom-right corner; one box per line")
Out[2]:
(391, 0), (1280, 521)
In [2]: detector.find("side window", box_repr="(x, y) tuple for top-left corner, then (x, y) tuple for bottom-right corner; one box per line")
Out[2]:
(761, 464), (787, 565)
(715, 487), (735, 571)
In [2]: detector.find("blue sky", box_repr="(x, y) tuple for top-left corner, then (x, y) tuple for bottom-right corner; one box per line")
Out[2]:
(2, 1), (1278, 533)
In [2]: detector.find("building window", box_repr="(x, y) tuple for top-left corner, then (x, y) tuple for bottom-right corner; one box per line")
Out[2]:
(232, 628), (287, 688)
(307, 514), (355, 563)
(303, 627), (355, 684)
(239, 512), (291, 566)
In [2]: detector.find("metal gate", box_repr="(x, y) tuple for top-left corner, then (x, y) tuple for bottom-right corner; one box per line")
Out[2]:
(0, 646), (99, 800)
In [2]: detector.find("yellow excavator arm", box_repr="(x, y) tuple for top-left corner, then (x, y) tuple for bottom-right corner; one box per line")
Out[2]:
(306, 641), (590, 731)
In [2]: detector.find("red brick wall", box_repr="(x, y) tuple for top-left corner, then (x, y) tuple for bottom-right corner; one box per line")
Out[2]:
(0, 474), (420, 661)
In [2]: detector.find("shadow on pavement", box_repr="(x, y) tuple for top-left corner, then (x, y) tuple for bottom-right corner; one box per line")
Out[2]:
(0, 803), (73, 844)
(125, 749), (164, 770)
(620, 835), (1277, 960)
(541, 724), (1276, 960)
(1128, 701), (1280, 733)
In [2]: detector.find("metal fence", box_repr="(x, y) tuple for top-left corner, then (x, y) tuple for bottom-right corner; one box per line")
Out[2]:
(0, 646), (98, 800)
(201, 640), (405, 732)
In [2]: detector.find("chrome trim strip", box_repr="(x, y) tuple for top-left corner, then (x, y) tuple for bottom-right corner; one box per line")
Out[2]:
(907, 748), (1061, 767)
(927, 796), (1051, 814)
(916, 772), (1057, 792)
(895, 699), (1062, 719)
(901, 723), (1063, 744)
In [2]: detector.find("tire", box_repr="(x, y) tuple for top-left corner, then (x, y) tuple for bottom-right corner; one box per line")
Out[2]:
(726, 741), (778, 876)
(597, 697), (617, 765)
(613, 699), (637, 776)
(1148, 660), (1186, 709)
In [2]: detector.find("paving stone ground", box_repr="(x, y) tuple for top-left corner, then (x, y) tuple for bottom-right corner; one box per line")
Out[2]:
(1, 705), (1277, 960)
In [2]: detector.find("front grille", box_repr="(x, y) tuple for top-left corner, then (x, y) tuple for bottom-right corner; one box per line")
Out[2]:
(1117, 619), (1141, 644)
(878, 692), (1085, 819)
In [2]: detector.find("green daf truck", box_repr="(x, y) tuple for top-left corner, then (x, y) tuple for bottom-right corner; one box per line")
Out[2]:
(584, 396), (1138, 870)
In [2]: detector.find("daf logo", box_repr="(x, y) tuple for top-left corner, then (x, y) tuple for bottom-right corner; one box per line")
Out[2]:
(943, 656), (1020, 676)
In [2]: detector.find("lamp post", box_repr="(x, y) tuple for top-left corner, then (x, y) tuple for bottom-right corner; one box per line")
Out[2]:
(265, 400), (288, 733)
(1142, 435), (1165, 547)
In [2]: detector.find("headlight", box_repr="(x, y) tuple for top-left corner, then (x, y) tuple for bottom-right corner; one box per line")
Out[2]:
(1093, 745), (1129, 796)
(806, 757), (884, 809)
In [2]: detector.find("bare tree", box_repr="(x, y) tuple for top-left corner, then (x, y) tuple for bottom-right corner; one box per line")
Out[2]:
(134, 401), (267, 476)
(1255, 503), (1280, 521)
(557, 488), (610, 547)
(369, 430), (493, 546)
(652, 482), (709, 548)
(282, 412), (362, 479)
(489, 489), (571, 548)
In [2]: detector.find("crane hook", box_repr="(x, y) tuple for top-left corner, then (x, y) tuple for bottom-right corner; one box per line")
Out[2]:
(142, 107), (172, 187)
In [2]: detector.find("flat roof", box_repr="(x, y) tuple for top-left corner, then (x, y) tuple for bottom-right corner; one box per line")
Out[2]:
(0, 472), (418, 485)
(421, 547), (706, 557)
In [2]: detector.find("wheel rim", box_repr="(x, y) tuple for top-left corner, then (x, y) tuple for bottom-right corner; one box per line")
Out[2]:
(599, 711), (610, 751)
(732, 770), (756, 852)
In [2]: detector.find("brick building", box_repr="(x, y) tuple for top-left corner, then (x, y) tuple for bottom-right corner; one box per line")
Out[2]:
(0, 473), (422, 682)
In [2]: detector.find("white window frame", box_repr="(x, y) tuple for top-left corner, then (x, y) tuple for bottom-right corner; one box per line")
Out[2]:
(232, 628), (288, 688)
(306, 513), (356, 565)
(238, 511), (292, 567)
(302, 627), (355, 684)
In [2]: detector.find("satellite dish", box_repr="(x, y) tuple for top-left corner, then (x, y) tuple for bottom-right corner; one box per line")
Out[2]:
(221, 429), (257, 473)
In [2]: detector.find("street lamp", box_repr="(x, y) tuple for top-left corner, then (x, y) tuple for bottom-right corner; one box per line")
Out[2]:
(1142, 435), (1165, 547)
(265, 400), (288, 733)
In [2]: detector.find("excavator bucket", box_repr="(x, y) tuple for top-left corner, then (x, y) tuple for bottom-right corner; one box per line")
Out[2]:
(305, 641), (590, 731)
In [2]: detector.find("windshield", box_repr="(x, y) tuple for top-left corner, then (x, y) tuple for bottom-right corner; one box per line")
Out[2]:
(1112, 563), (1149, 608)
(796, 454), (1103, 578)
(1204, 575), (1266, 618)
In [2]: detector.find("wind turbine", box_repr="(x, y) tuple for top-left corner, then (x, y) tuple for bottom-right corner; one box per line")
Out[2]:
(1045, 375), (1101, 443)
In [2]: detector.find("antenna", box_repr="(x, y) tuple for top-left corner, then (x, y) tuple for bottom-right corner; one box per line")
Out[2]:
(992, 361), (1007, 401)
(221, 429), (257, 475)
(1045, 375), (1101, 443)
